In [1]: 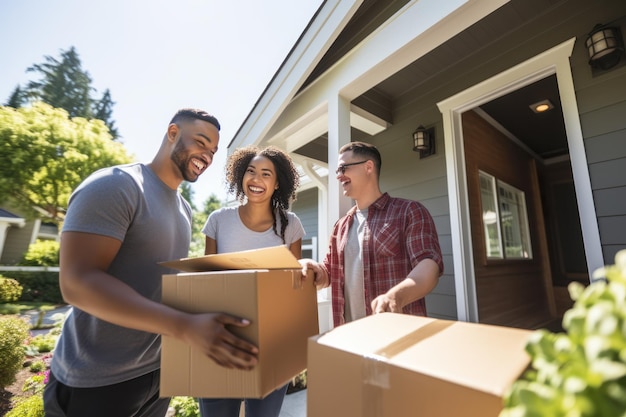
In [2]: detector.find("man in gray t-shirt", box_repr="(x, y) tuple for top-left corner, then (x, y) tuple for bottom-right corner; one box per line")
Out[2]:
(43, 109), (259, 417)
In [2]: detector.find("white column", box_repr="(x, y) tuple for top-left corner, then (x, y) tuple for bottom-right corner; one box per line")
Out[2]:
(317, 94), (352, 331)
(327, 94), (352, 231)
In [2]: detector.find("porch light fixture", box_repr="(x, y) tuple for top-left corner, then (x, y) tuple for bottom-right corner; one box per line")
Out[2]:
(529, 99), (554, 114)
(586, 23), (624, 70)
(412, 125), (435, 158)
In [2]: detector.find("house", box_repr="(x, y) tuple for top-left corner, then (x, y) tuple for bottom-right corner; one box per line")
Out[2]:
(0, 204), (59, 265)
(229, 0), (626, 330)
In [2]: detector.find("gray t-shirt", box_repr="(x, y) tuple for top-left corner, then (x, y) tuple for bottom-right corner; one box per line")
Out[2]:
(202, 206), (305, 253)
(344, 208), (367, 322)
(51, 163), (192, 387)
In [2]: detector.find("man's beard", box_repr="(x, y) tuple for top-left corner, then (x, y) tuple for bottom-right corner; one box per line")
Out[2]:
(171, 139), (199, 183)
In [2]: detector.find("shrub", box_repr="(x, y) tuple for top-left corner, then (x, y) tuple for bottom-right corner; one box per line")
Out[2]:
(0, 316), (30, 388)
(0, 276), (23, 302)
(501, 250), (626, 417)
(19, 240), (60, 266)
(22, 371), (49, 395)
(5, 394), (44, 417)
(170, 396), (199, 417)
(9, 271), (62, 303)
(26, 333), (57, 354)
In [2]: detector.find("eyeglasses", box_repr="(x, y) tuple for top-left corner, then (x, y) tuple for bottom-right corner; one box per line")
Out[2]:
(335, 160), (368, 175)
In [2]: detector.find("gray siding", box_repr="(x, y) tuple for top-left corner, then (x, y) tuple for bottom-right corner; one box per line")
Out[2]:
(292, 188), (319, 260)
(572, 6), (626, 263)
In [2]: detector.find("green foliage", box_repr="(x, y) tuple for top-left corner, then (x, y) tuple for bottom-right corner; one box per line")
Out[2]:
(22, 372), (47, 395)
(5, 394), (44, 417)
(20, 46), (118, 139)
(0, 316), (30, 388)
(0, 102), (134, 222)
(501, 250), (626, 417)
(25, 333), (57, 354)
(188, 193), (223, 258)
(28, 360), (46, 373)
(19, 240), (60, 266)
(0, 276), (23, 303)
(25, 47), (94, 120)
(170, 396), (200, 417)
(8, 271), (62, 303)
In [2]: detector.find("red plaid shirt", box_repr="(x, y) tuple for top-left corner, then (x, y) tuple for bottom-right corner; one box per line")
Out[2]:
(323, 193), (443, 327)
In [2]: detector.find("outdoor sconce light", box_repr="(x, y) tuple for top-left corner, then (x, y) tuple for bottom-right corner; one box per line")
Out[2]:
(586, 23), (624, 71)
(412, 125), (435, 158)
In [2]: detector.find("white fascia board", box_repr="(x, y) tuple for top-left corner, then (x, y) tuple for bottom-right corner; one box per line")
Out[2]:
(0, 217), (25, 227)
(267, 0), (509, 143)
(229, 0), (363, 152)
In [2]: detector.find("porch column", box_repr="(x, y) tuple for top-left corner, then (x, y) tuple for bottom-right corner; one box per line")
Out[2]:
(327, 94), (352, 234)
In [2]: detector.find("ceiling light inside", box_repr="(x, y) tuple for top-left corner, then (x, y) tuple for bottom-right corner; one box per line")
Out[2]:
(529, 99), (554, 113)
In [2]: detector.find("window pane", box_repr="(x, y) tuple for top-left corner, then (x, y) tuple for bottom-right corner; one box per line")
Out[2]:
(498, 182), (532, 259)
(479, 172), (502, 258)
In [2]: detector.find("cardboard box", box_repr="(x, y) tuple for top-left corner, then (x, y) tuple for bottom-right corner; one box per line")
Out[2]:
(307, 313), (531, 417)
(159, 246), (319, 398)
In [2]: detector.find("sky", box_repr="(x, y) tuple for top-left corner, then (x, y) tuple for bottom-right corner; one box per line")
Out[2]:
(0, 0), (322, 206)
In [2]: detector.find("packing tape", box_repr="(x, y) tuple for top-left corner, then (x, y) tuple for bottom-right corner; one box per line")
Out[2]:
(290, 270), (303, 290)
(360, 319), (455, 416)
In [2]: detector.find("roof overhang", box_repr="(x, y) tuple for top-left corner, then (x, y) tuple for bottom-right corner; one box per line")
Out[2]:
(228, 0), (363, 152)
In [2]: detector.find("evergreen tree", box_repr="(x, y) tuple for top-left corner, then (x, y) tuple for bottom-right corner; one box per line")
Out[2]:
(7, 47), (120, 139)
(4, 85), (26, 108)
(26, 46), (94, 118)
(94, 89), (119, 139)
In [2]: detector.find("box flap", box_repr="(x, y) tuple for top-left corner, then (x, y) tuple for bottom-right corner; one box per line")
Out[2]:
(314, 313), (531, 395)
(159, 245), (301, 272)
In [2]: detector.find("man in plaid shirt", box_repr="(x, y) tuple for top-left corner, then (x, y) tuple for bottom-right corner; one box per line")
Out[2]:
(302, 141), (443, 327)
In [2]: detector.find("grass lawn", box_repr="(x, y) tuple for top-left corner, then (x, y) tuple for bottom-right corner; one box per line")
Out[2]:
(0, 301), (62, 315)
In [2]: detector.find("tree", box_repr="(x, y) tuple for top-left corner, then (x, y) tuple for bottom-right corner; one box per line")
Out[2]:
(93, 89), (119, 139)
(4, 86), (26, 108)
(181, 186), (222, 257)
(10, 47), (120, 139)
(0, 102), (133, 222)
(26, 47), (94, 119)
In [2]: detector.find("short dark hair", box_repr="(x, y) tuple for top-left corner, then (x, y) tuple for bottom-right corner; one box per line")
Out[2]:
(339, 141), (382, 177)
(170, 108), (221, 131)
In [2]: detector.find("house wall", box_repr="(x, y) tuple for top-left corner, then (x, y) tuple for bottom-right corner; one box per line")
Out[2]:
(367, 0), (626, 320)
(0, 204), (34, 265)
(572, 17), (626, 263)
(291, 188), (320, 260)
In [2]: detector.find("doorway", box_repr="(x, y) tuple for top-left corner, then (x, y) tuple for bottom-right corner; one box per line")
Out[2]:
(437, 38), (603, 325)
(462, 75), (587, 329)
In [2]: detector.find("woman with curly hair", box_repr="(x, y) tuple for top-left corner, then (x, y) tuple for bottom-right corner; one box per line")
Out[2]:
(198, 145), (305, 417)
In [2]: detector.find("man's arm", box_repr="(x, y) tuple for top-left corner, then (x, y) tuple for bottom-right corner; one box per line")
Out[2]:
(370, 258), (440, 313)
(60, 231), (258, 370)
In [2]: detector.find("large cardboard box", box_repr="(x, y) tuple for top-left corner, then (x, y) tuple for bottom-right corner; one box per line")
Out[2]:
(159, 246), (319, 398)
(308, 313), (531, 417)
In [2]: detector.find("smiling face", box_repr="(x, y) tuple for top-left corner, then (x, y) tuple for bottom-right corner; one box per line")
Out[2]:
(170, 119), (220, 183)
(336, 150), (370, 199)
(242, 155), (278, 204)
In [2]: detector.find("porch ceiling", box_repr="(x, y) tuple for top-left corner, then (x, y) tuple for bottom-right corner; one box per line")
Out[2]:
(292, 0), (571, 163)
(362, 0), (569, 161)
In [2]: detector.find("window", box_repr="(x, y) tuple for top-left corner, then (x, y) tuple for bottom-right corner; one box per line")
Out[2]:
(479, 171), (532, 260)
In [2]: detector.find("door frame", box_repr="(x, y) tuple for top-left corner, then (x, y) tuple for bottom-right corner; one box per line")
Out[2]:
(437, 37), (603, 323)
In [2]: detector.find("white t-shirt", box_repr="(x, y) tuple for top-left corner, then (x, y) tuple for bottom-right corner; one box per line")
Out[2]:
(202, 206), (305, 253)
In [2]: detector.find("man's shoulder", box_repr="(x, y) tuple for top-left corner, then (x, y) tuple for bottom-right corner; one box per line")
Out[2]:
(86, 163), (143, 184)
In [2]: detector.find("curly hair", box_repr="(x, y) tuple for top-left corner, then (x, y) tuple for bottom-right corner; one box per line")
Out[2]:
(225, 145), (300, 243)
